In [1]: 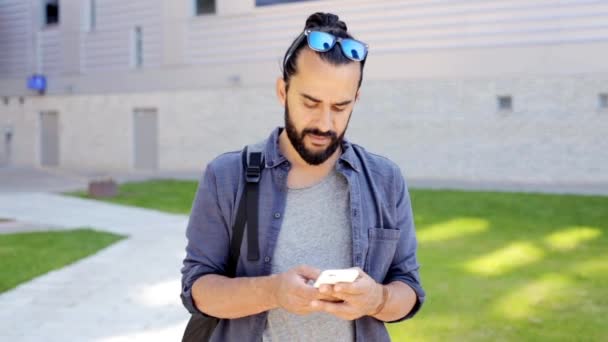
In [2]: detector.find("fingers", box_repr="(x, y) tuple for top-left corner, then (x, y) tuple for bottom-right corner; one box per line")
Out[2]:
(286, 265), (322, 300)
(294, 273), (322, 300)
(294, 283), (320, 300)
(317, 283), (362, 304)
(318, 293), (343, 303)
(310, 300), (360, 320)
(333, 268), (371, 295)
(318, 284), (332, 294)
(333, 279), (367, 295)
(295, 265), (322, 281)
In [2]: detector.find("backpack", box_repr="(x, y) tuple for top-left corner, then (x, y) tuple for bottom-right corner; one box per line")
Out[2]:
(181, 145), (264, 342)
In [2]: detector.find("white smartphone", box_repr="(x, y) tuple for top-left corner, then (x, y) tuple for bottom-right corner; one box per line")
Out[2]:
(313, 268), (360, 288)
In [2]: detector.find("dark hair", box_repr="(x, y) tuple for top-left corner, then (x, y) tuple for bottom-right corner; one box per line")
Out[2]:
(282, 12), (366, 91)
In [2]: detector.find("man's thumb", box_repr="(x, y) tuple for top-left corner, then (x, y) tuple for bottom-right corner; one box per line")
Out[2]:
(296, 265), (322, 280)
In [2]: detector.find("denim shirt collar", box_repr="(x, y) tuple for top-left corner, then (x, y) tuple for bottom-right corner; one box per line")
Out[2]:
(263, 127), (360, 173)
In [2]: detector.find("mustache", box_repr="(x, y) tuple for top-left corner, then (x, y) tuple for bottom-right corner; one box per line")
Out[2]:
(302, 128), (337, 139)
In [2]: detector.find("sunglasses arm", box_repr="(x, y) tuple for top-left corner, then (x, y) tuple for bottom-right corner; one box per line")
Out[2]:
(283, 31), (307, 69)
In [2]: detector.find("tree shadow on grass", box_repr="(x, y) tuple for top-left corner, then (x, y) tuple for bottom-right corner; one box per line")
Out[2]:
(388, 189), (608, 341)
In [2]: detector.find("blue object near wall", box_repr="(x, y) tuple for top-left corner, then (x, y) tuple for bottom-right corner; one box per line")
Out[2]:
(27, 74), (47, 94)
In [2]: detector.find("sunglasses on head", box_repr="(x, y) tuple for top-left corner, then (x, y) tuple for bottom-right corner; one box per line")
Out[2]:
(284, 29), (369, 67)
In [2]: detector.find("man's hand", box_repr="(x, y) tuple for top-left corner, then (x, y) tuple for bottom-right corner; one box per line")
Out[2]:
(274, 265), (325, 315)
(311, 267), (384, 320)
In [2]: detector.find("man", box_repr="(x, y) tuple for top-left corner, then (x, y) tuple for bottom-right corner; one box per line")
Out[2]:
(181, 12), (425, 341)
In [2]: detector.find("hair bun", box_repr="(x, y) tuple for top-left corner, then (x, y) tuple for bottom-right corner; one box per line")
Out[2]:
(305, 12), (348, 32)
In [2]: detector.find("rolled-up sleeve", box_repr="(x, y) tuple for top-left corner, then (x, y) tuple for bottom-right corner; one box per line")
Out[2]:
(180, 162), (231, 315)
(383, 166), (426, 323)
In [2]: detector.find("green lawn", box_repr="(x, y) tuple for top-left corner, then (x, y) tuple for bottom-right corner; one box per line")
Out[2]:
(67, 180), (608, 341)
(0, 228), (125, 293)
(69, 179), (197, 214)
(390, 190), (608, 342)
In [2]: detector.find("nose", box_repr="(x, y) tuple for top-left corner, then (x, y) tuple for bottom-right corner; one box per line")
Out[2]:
(316, 106), (333, 133)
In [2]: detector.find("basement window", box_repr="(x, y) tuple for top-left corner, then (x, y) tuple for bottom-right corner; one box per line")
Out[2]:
(194, 0), (215, 15)
(599, 93), (608, 110)
(497, 95), (513, 112)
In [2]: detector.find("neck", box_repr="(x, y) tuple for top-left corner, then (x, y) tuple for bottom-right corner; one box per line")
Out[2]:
(278, 129), (341, 171)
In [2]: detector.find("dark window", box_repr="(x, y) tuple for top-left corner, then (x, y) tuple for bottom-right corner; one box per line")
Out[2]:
(133, 26), (143, 68)
(497, 95), (513, 111)
(195, 0), (215, 15)
(83, 0), (96, 31)
(90, 0), (96, 30)
(44, 0), (59, 26)
(599, 93), (608, 110)
(256, 0), (315, 6)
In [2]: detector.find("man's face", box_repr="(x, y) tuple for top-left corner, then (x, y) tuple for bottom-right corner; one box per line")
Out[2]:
(280, 48), (361, 165)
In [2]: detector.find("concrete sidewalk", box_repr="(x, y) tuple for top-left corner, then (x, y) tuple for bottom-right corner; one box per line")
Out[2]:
(0, 166), (200, 193)
(0, 192), (191, 341)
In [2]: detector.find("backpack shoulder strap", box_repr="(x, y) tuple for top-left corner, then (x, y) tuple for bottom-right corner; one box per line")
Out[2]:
(227, 143), (265, 276)
(244, 143), (264, 261)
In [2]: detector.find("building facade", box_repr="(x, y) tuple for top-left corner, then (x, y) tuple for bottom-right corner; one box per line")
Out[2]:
(0, 0), (607, 186)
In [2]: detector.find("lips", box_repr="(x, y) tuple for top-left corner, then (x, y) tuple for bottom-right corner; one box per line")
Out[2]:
(308, 134), (330, 145)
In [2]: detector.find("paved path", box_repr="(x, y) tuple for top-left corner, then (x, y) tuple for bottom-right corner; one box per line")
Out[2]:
(0, 166), (200, 193)
(0, 192), (191, 341)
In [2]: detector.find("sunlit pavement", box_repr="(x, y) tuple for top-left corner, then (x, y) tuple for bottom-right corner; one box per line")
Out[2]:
(0, 166), (201, 193)
(0, 192), (191, 341)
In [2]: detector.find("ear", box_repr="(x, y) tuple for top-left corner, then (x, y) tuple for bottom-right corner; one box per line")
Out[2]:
(276, 77), (287, 107)
(355, 89), (360, 102)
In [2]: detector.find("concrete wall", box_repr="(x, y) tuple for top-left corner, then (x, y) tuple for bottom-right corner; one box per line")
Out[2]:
(0, 97), (36, 166)
(0, 0), (33, 78)
(352, 75), (608, 184)
(0, 0), (607, 187)
(3, 0), (608, 94)
(1, 72), (606, 186)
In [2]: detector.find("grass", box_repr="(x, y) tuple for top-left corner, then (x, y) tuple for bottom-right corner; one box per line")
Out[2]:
(0, 228), (125, 293)
(67, 180), (608, 341)
(388, 190), (608, 342)
(69, 179), (197, 214)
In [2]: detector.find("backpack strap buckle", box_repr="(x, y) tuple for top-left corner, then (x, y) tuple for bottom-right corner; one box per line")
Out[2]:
(246, 152), (263, 183)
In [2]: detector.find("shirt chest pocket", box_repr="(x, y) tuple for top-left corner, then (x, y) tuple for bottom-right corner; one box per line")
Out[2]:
(364, 227), (401, 282)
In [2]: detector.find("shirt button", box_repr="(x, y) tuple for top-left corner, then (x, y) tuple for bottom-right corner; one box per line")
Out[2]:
(264, 256), (271, 263)
(274, 212), (281, 219)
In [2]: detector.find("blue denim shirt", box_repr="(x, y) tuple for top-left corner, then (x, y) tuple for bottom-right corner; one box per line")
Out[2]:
(181, 127), (425, 341)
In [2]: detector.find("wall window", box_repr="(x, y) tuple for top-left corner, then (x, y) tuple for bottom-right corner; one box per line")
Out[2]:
(599, 93), (608, 110)
(82, 0), (97, 32)
(43, 0), (60, 26)
(497, 95), (513, 112)
(132, 26), (143, 68)
(256, 0), (315, 6)
(82, 0), (96, 32)
(194, 0), (215, 15)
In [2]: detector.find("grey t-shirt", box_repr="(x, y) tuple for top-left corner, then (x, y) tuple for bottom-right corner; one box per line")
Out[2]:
(262, 169), (354, 342)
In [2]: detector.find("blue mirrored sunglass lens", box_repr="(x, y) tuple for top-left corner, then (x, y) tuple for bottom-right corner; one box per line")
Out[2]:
(340, 39), (367, 61)
(308, 31), (336, 51)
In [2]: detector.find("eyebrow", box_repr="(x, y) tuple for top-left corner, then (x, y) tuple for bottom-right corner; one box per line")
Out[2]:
(300, 93), (352, 106)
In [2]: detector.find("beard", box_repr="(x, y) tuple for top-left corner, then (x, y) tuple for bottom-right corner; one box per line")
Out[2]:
(284, 98), (350, 166)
